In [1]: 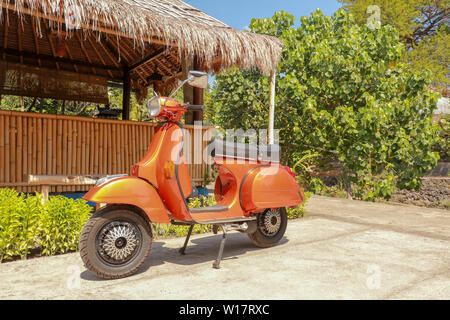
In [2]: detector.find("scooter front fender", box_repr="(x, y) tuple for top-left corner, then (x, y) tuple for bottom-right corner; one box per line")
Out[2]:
(84, 176), (170, 223)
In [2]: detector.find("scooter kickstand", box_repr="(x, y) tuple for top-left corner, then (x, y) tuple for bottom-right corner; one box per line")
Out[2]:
(179, 225), (194, 255)
(212, 225), (227, 269)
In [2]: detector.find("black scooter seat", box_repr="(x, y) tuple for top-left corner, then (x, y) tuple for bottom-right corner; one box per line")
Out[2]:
(208, 139), (280, 162)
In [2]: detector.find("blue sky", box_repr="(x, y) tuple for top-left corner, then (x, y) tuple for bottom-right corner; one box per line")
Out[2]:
(184, 0), (344, 30)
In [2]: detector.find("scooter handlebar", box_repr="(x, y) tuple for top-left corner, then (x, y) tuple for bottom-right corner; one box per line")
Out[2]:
(185, 105), (205, 111)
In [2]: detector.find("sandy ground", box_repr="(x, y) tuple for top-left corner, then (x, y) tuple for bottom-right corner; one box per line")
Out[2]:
(1, 195), (449, 300)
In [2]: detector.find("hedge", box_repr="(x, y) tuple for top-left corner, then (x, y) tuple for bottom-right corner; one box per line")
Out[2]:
(0, 189), (91, 262)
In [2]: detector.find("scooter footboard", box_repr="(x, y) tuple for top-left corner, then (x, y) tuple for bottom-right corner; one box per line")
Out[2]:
(240, 165), (304, 212)
(84, 176), (170, 223)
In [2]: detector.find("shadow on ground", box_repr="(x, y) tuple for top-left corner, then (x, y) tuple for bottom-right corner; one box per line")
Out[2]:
(80, 232), (289, 281)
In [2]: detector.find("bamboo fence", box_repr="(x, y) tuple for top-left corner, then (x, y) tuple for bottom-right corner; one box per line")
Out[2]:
(0, 110), (213, 193)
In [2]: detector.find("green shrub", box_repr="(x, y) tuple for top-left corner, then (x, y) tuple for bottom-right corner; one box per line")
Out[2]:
(0, 189), (92, 261)
(0, 189), (42, 261)
(40, 196), (92, 256)
(287, 192), (311, 219)
(434, 115), (449, 161)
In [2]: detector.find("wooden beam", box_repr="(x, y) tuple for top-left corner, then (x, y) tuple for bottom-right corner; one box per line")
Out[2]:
(156, 55), (174, 75)
(106, 38), (132, 67)
(115, 37), (141, 64)
(76, 31), (96, 75)
(47, 33), (61, 70)
(17, 17), (23, 64)
(0, 57), (123, 83)
(0, 47), (120, 73)
(30, 17), (41, 67)
(86, 34), (114, 78)
(122, 70), (131, 121)
(97, 39), (121, 68)
(114, 38), (148, 83)
(129, 48), (168, 72)
(63, 42), (79, 73)
(2, 16), (8, 60)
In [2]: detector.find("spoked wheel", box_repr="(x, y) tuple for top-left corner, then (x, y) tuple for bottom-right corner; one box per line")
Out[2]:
(79, 206), (152, 279)
(248, 207), (287, 248)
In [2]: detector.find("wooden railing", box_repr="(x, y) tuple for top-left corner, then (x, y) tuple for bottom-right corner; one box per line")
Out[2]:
(0, 110), (213, 193)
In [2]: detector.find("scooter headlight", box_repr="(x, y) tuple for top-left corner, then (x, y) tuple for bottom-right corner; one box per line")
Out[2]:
(147, 96), (162, 117)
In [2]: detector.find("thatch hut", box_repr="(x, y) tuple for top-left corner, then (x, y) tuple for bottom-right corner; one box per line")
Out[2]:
(0, 0), (283, 120)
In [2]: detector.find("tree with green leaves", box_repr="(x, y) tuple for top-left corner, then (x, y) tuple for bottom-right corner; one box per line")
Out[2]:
(341, 0), (449, 87)
(208, 9), (441, 200)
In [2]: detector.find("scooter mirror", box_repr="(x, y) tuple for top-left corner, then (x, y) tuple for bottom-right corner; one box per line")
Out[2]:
(187, 70), (208, 89)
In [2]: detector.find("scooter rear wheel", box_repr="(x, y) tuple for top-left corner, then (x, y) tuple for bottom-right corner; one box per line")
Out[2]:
(79, 206), (152, 279)
(248, 207), (287, 248)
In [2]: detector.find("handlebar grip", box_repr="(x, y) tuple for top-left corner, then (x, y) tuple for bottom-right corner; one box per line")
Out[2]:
(186, 105), (205, 111)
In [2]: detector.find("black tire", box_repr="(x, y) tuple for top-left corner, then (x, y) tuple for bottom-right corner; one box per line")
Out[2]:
(248, 207), (288, 248)
(79, 206), (152, 279)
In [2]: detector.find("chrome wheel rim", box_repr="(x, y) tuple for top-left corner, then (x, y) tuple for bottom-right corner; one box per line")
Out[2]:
(96, 221), (142, 265)
(258, 209), (282, 237)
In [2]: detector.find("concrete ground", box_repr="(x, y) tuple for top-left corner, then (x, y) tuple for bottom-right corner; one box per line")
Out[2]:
(1, 195), (449, 300)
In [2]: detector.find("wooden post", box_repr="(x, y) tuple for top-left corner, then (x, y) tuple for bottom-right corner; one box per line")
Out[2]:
(41, 185), (50, 203)
(268, 69), (276, 145)
(122, 70), (131, 121)
(182, 55), (194, 125)
(193, 57), (204, 123)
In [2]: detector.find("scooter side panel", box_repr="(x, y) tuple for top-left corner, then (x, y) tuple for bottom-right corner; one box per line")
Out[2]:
(83, 177), (170, 223)
(240, 165), (303, 212)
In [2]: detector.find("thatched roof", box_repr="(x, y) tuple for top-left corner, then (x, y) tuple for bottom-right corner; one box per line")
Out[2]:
(0, 0), (283, 99)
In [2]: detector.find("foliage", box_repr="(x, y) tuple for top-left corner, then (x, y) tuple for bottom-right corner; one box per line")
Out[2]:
(0, 189), (42, 261)
(341, 0), (450, 88)
(39, 196), (92, 256)
(291, 151), (320, 186)
(0, 87), (151, 121)
(406, 25), (450, 88)
(0, 190), (92, 262)
(0, 95), (98, 117)
(286, 191), (311, 219)
(208, 9), (441, 200)
(433, 115), (450, 161)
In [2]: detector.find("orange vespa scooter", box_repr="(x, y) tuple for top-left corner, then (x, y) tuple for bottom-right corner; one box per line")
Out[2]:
(80, 71), (305, 279)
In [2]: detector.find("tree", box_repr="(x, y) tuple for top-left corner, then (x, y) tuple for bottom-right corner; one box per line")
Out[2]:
(209, 9), (441, 200)
(341, 0), (449, 87)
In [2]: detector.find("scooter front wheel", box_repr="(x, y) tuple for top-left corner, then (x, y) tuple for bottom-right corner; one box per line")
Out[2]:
(248, 207), (287, 248)
(79, 206), (152, 279)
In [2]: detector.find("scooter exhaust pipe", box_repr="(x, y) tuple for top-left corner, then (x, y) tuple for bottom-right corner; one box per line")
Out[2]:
(213, 221), (257, 234)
